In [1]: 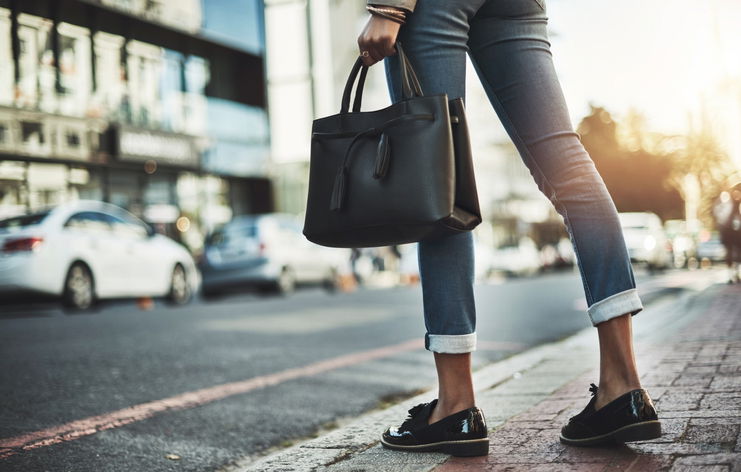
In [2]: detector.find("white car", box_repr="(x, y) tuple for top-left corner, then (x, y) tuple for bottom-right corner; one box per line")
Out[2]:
(619, 212), (671, 270)
(490, 237), (542, 277)
(0, 201), (199, 310)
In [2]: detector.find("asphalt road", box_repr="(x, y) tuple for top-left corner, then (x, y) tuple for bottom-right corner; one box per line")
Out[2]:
(0, 269), (703, 472)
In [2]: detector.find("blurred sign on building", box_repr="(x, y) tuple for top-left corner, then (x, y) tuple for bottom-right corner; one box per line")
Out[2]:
(0, 0), (272, 249)
(115, 124), (200, 168)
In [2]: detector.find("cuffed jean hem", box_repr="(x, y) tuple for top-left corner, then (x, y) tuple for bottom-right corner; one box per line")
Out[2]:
(587, 288), (643, 326)
(425, 332), (477, 353)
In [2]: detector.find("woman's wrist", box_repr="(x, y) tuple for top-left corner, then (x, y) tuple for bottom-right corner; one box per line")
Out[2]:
(367, 4), (408, 25)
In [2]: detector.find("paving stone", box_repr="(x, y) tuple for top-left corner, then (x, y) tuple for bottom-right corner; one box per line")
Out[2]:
(709, 375), (741, 390)
(629, 442), (726, 455)
(683, 424), (739, 445)
(655, 391), (703, 411)
(624, 454), (675, 471)
(646, 417), (690, 443)
(673, 375), (714, 388)
(699, 393), (741, 411)
(684, 366), (720, 375)
(670, 453), (741, 472)
(554, 445), (638, 464)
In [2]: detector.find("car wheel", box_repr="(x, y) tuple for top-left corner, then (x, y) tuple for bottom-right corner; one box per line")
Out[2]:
(167, 264), (191, 305)
(62, 263), (96, 311)
(276, 267), (296, 295)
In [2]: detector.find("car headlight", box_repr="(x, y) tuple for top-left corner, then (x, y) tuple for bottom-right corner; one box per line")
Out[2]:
(643, 235), (656, 251)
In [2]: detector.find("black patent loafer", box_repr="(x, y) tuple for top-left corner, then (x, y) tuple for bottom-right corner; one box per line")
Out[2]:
(560, 383), (662, 446)
(381, 399), (490, 457)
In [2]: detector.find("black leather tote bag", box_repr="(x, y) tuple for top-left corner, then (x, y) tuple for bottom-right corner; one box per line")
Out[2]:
(303, 42), (481, 248)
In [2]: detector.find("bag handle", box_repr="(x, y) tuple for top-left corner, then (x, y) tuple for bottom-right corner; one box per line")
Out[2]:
(397, 42), (423, 99)
(340, 58), (369, 114)
(340, 41), (424, 114)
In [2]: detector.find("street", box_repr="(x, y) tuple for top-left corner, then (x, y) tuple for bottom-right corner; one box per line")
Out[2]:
(0, 269), (715, 472)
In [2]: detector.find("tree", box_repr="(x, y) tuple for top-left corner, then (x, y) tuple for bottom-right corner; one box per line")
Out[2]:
(577, 106), (684, 221)
(659, 131), (737, 229)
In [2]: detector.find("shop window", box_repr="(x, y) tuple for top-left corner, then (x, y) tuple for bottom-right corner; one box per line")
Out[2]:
(69, 167), (103, 201)
(0, 161), (27, 217)
(21, 122), (44, 144)
(27, 163), (67, 209)
(66, 131), (81, 147)
(108, 170), (140, 211)
(20, 121), (49, 155)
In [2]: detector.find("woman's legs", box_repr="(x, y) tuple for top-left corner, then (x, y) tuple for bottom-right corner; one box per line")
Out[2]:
(466, 0), (644, 404)
(383, 0), (488, 418)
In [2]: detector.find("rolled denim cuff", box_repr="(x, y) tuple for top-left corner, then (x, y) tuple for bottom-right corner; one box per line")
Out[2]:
(425, 332), (477, 353)
(587, 288), (643, 326)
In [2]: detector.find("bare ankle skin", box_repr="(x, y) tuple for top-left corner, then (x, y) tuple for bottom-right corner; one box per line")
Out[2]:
(429, 352), (476, 424)
(595, 313), (642, 410)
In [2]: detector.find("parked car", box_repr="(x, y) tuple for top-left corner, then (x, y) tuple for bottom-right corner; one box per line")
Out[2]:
(0, 201), (199, 310)
(619, 212), (671, 271)
(664, 219), (697, 268)
(199, 213), (346, 297)
(489, 237), (541, 277)
(695, 231), (727, 265)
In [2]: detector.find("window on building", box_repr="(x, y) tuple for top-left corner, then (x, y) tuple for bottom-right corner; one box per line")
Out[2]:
(57, 22), (92, 117)
(92, 31), (126, 121)
(0, 8), (14, 106)
(16, 13), (54, 111)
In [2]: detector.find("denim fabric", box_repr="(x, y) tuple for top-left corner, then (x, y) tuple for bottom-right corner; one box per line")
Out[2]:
(382, 0), (643, 353)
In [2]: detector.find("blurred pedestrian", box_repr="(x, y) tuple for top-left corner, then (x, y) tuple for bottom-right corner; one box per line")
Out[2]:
(714, 183), (741, 283)
(358, 0), (660, 455)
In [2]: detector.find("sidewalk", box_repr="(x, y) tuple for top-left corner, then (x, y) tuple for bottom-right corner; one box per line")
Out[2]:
(232, 281), (741, 472)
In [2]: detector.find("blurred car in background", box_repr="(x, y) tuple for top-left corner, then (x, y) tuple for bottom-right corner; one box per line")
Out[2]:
(489, 236), (541, 277)
(619, 212), (671, 271)
(695, 231), (727, 266)
(664, 219), (697, 268)
(199, 213), (345, 298)
(0, 201), (199, 310)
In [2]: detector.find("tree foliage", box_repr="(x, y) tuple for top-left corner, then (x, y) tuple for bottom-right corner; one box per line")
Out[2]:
(577, 106), (684, 221)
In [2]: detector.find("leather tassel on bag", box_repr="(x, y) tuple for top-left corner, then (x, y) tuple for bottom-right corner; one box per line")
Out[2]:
(330, 166), (347, 211)
(373, 133), (391, 180)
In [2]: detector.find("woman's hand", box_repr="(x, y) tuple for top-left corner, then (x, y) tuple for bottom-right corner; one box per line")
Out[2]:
(357, 13), (403, 67)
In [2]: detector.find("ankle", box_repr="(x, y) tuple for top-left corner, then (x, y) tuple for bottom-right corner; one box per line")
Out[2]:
(429, 397), (475, 424)
(596, 378), (641, 409)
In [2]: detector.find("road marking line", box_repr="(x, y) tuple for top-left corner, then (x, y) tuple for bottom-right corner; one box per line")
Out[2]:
(0, 338), (424, 459)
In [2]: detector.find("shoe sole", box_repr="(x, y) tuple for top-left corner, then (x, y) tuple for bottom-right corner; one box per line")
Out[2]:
(380, 437), (490, 457)
(560, 420), (662, 447)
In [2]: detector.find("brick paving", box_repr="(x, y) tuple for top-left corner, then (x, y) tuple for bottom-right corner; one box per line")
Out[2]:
(433, 283), (741, 472)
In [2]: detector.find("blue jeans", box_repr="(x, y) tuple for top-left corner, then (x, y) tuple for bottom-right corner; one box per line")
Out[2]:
(383, 0), (643, 353)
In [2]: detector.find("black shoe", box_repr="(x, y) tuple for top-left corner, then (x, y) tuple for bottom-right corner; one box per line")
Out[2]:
(560, 383), (662, 446)
(380, 399), (490, 457)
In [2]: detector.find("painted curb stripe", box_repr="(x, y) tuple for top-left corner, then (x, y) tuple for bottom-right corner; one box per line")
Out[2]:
(0, 338), (424, 459)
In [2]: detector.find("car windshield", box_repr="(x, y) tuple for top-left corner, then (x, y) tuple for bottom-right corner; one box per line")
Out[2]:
(0, 211), (51, 232)
(207, 223), (258, 245)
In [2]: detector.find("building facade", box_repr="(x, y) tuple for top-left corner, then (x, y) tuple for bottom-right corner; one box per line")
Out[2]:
(0, 0), (270, 252)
